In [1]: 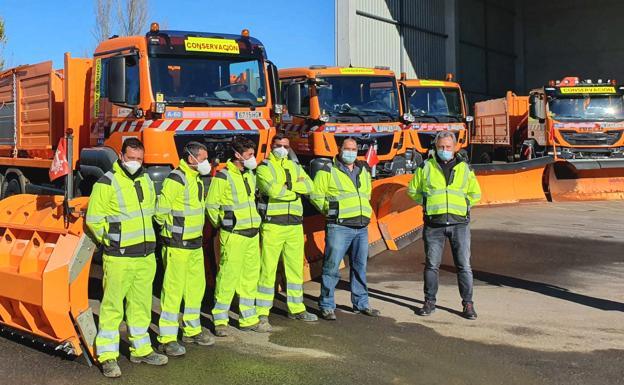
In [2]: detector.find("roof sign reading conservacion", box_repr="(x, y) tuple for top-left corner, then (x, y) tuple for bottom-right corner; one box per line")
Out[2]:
(559, 86), (616, 94)
(184, 37), (240, 54)
(419, 80), (446, 87)
(339, 67), (376, 75)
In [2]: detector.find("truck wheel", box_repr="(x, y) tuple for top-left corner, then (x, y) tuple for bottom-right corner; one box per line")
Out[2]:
(3, 178), (22, 198)
(479, 152), (492, 164)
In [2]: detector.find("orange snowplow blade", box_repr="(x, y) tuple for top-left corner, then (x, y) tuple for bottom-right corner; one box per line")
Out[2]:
(473, 157), (552, 205)
(547, 160), (624, 201)
(0, 195), (96, 360)
(371, 174), (423, 251)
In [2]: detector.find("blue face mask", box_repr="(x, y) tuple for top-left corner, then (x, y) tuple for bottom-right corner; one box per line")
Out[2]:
(437, 149), (454, 161)
(341, 150), (357, 164)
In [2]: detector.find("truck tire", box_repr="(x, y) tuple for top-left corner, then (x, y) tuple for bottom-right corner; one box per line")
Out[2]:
(479, 152), (492, 164)
(3, 178), (22, 198)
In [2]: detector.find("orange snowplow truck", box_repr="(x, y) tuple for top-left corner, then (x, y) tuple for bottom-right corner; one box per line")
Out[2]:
(472, 76), (624, 201)
(399, 76), (471, 165)
(278, 66), (416, 176)
(0, 24), (280, 198)
(0, 24), (280, 361)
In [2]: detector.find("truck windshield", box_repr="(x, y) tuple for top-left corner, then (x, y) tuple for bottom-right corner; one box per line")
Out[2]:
(317, 76), (399, 122)
(408, 87), (463, 121)
(149, 55), (266, 106)
(548, 95), (624, 121)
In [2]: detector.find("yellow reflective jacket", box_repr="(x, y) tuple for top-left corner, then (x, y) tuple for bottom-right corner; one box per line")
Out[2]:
(408, 156), (481, 225)
(311, 158), (372, 227)
(85, 161), (157, 257)
(256, 152), (313, 225)
(206, 161), (262, 236)
(155, 159), (207, 249)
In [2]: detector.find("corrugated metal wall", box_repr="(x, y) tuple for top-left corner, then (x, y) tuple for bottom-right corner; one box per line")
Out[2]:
(522, 0), (624, 90)
(458, 0), (518, 103)
(337, 0), (448, 80)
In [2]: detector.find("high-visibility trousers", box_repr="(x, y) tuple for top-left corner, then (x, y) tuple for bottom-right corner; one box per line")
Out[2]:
(211, 231), (260, 328)
(95, 254), (156, 362)
(158, 246), (206, 344)
(256, 223), (306, 316)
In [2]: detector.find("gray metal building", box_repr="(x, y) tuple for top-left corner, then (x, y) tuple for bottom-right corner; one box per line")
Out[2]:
(336, 0), (624, 103)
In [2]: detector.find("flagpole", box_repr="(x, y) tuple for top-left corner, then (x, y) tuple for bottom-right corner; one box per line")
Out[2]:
(63, 128), (74, 228)
(371, 142), (377, 178)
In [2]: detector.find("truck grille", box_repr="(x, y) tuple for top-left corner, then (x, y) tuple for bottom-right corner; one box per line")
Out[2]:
(559, 130), (622, 146)
(417, 131), (460, 150)
(173, 132), (261, 164)
(335, 133), (395, 156)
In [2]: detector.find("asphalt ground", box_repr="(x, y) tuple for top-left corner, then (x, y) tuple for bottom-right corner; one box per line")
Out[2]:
(0, 201), (622, 385)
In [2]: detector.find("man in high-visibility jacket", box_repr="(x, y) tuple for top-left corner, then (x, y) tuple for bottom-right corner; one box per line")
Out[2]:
(86, 138), (168, 378)
(407, 131), (481, 320)
(311, 138), (381, 321)
(155, 141), (215, 357)
(255, 134), (318, 327)
(206, 136), (271, 337)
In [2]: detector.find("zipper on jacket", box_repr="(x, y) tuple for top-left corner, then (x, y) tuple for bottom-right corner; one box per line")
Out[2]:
(338, 164), (364, 226)
(134, 178), (147, 255)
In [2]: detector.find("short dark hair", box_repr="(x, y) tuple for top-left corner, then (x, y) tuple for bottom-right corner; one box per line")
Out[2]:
(183, 141), (208, 160)
(121, 137), (144, 154)
(341, 137), (358, 149)
(272, 133), (288, 144)
(231, 136), (256, 154)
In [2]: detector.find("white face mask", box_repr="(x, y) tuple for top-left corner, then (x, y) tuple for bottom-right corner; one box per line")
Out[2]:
(243, 155), (257, 170)
(272, 146), (289, 159)
(190, 154), (212, 176)
(122, 159), (142, 174)
(196, 160), (212, 175)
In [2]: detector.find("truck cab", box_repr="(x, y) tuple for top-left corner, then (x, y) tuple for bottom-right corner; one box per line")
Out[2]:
(279, 66), (413, 177)
(400, 77), (471, 163)
(527, 76), (624, 160)
(88, 24), (280, 187)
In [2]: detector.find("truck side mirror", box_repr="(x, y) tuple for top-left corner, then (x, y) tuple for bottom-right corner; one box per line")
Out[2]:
(529, 94), (546, 121)
(267, 61), (281, 105)
(286, 83), (301, 116)
(108, 56), (127, 104)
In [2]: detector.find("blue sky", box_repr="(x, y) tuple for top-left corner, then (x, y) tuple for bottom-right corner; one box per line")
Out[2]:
(0, 0), (335, 69)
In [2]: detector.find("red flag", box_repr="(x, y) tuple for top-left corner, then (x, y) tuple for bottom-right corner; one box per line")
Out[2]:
(49, 137), (70, 181)
(365, 145), (379, 168)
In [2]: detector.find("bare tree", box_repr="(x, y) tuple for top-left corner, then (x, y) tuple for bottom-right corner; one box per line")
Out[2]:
(92, 0), (114, 44)
(0, 17), (6, 70)
(117, 0), (149, 36)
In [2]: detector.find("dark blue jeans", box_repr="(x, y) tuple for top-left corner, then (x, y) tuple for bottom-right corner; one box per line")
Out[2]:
(319, 224), (370, 311)
(423, 223), (473, 305)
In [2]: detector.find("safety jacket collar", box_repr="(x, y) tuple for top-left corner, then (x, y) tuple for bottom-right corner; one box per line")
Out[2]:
(178, 159), (199, 178)
(114, 160), (146, 181)
(226, 160), (250, 176)
(267, 151), (288, 166)
(332, 157), (365, 178)
(429, 154), (465, 171)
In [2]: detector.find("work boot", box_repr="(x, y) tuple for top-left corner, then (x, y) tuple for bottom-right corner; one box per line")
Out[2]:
(288, 311), (319, 322)
(462, 303), (478, 320)
(129, 351), (168, 366)
(354, 307), (381, 317)
(182, 329), (216, 346)
(416, 301), (436, 316)
(214, 325), (229, 337)
(241, 321), (272, 333)
(100, 359), (121, 378)
(320, 309), (336, 321)
(159, 341), (186, 357)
